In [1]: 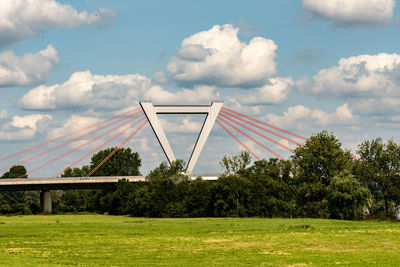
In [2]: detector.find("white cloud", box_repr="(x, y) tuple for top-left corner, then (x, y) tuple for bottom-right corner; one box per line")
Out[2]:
(236, 140), (263, 160)
(354, 98), (400, 116)
(167, 24), (278, 88)
(306, 53), (400, 97)
(0, 45), (58, 87)
(18, 71), (151, 110)
(144, 85), (219, 104)
(0, 0), (115, 47)
(267, 103), (356, 130)
(0, 114), (52, 140)
(302, 0), (395, 27)
(45, 113), (151, 151)
(152, 71), (168, 84)
(296, 53), (400, 119)
(128, 137), (154, 153)
(7, 114), (52, 130)
(0, 109), (8, 120)
(18, 71), (219, 111)
(301, 52), (400, 116)
(160, 116), (203, 133)
(276, 139), (297, 151)
(47, 115), (101, 140)
(223, 99), (263, 116)
(230, 77), (293, 105)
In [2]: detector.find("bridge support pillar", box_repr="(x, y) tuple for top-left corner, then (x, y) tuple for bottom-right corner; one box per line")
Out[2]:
(40, 190), (52, 213)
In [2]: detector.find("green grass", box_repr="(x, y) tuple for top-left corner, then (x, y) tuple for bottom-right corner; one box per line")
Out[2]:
(0, 215), (399, 266)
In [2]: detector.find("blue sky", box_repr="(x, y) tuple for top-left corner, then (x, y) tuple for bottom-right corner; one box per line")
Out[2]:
(1, 0), (400, 176)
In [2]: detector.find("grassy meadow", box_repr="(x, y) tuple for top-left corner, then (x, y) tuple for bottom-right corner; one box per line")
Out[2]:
(0, 215), (399, 266)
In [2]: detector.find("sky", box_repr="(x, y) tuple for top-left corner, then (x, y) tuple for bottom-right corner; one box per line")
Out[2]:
(1, 0), (400, 177)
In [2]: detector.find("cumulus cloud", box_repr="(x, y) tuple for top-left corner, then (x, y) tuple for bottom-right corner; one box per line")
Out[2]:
(0, 109), (8, 120)
(160, 116), (203, 133)
(46, 114), (112, 150)
(144, 85), (219, 104)
(305, 53), (400, 97)
(223, 99), (263, 116)
(298, 52), (400, 117)
(0, 45), (58, 87)
(167, 24), (278, 88)
(128, 137), (155, 153)
(302, 0), (395, 27)
(354, 98), (400, 116)
(0, 114), (52, 141)
(266, 103), (356, 130)
(236, 140), (263, 159)
(152, 71), (168, 84)
(229, 77), (293, 105)
(18, 71), (219, 111)
(18, 71), (149, 110)
(47, 115), (101, 140)
(0, 0), (115, 47)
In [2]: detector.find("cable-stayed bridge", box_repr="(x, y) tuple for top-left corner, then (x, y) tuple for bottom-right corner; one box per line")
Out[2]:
(0, 101), (307, 212)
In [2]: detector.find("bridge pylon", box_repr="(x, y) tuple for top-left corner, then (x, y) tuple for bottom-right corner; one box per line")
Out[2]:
(140, 101), (223, 174)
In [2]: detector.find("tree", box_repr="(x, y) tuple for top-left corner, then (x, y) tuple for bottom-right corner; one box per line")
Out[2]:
(244, 159), (295, 217)
(89, 147), (141, 176)
(57, 147), (142, 214)
(107, 179), (138, 215)
(212, 175), (251, 217)
(183, 178), (214, 217)
(292, 131), (353, 218)
(136, 160), (190, 217)
(2, 165), (27, 179)
(0, 165), (30, 214)
(326, 171), (369, 220)
(58, 166), (92, 212)
(220, 151), (251, 175)
(61, 166), (90, 177)
(353, 138), (400, 217)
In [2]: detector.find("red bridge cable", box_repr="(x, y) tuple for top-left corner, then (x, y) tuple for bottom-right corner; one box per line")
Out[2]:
(221, 107), (307, 141)
(0, 107), (141, 163)
(1, 109), (143, 174)
(220, 109), (302, 146)
(216, 120), (261, 161)
(21, 115), (145, 178)
(218, 113), (294, 152)
(53, 117), (147, 178)
(86, 120), (148, 178)
(217, 117), (285, 160)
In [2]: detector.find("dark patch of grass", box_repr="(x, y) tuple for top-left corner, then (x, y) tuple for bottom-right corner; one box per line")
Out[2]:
(287, 224), (315, 230)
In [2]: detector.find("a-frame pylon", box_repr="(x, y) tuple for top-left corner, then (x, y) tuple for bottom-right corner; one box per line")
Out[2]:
(140, 101), (223, 174)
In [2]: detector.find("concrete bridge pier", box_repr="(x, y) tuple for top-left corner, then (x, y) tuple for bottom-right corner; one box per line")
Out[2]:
(40, 190), (52, 213)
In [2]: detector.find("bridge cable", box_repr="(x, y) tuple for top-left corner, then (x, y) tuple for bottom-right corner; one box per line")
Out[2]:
(53, 117), (147, 178)
(218, 113), (294, 152)
(0, 107), (141, 163)
(217, 117), (285, 160)
(220, 109), (302, 146)
(216, 120), (261, 161)
(86, 120), (148, 178)
(20, 114), (145, 178)
(221, 107), (307, 141)
(1, 109), (143, 174)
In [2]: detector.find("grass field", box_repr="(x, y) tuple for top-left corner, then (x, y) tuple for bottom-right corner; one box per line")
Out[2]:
(0, 215), (399, 266)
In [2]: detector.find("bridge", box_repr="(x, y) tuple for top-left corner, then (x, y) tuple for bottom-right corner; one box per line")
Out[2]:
(0, 101), (307, 213)
(0, 175), (218, 212)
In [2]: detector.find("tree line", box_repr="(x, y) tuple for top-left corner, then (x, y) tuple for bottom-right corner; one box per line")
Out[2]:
(1, 131), (400, 220)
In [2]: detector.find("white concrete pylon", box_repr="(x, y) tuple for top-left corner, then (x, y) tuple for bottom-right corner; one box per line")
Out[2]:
(140, 101), (223, 174)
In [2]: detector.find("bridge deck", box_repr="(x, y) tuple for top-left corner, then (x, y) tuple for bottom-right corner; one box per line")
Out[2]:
(0, 175), (218, 191)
